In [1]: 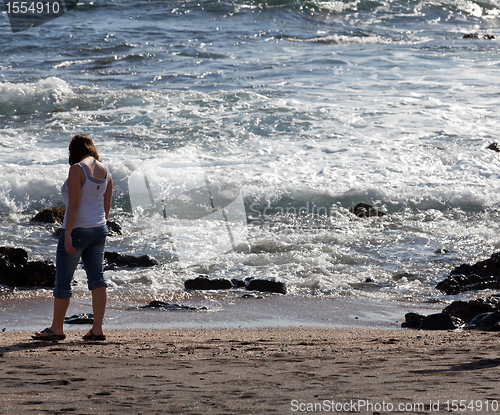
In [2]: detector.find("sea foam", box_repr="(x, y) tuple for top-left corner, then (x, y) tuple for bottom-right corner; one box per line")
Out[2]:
(0, 77), (74, 116)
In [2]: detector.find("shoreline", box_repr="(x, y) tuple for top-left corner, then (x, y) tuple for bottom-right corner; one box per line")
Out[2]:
(1, 327), (499, 414)
(1, 293), (444, 332)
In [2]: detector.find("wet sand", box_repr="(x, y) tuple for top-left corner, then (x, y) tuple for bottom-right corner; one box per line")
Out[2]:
(1, 327), (499, 414)
(1, 293), (443, 332)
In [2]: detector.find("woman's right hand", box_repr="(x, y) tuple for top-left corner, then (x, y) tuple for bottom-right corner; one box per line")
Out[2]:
(65, 233), (76, 254)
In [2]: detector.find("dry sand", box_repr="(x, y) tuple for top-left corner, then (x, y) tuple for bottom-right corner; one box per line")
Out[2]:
(1, 327), (499, 414)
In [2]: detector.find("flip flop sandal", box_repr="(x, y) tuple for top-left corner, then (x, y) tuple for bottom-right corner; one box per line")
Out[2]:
(32, 328), (66, 341)
(82, 329), (106, 341)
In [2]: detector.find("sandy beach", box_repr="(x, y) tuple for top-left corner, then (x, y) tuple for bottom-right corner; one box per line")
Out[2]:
(1, 327), (499, 414)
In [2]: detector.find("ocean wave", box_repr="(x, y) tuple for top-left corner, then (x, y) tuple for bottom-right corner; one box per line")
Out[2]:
(279, 33), (390, 44)
(0, 78), (75, 116)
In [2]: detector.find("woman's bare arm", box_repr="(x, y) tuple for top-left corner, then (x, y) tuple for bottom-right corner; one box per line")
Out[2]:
(104, 175), (113, 221)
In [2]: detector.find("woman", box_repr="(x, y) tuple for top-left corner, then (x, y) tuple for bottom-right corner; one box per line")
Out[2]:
(33, 134), (113, 341)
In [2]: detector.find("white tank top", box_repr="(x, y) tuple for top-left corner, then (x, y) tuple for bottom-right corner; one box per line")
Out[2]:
(61, 162), (110, 229)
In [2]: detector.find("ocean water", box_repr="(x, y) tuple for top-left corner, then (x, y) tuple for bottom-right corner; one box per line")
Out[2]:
(2, 0), (500, 312)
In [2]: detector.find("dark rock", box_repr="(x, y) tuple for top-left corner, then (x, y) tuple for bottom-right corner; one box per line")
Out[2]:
(22, 261), (56, 287)
(0, 261), (56, 287)
(467, 311), (500, 331)
(437, 273), (500, 294)
(137, 255), (158, 267)
(141, 300), (171, 308)
(0, 247), (55, 288)
(106, 220), (122, 236)
(456, 252), (500, 277)
(104, 252), (158, 268)
(465, 279), (500, 291)
(401, 312), (426, 329)
(488, 321), (500, 331)
(450, 263), (474, 276)
(231, 279), (247, 288)
(350, 203), (385, 218)
(434, 248), (451, 254)
(245, 279), (287, 294)
(31, 207), (66, 224)
(404, 295), (500, 332)
(419, 313), (464, 330)
(463, 33), (495, 40)
(435, 276), (458, 295)
(487, 142), (500, 152)
(443, 297), (500, 322)
(103, 263), (117, 271)
(392, 272), (421, 282)
(436, 274), (469, 295)
(140, 301), (200, 311)
(115, 255), (139, 267)
(184, 276), (233, 290)
(104, 252), (120, 264)
(65, 313), (94, 324)
(0, 247), (28, 266)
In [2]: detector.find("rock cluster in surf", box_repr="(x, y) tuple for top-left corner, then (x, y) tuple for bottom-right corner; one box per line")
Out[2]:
(403, 252), (500, 331)
(403, 295), (500, 331)
(184, 275), (287, 294)
(435, 252), (500, 295)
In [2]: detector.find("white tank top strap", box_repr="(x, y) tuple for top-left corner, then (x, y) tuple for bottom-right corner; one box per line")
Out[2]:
(77, 162), (88, 187)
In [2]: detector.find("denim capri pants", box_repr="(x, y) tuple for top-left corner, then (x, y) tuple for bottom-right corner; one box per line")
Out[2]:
(53, 226), (109, 299)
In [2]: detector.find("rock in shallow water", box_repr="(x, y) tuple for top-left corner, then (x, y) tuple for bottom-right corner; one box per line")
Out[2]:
(231, 279), (246, 288)
(183, 276), (287, 294)
(463, 33), (495, 40)
(139, 301), (206, 311)
(245, 279), (287, 294)
(184, 276), (233, 290)
(104, 252), (158, 269)
(487, 142), (500, 152)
